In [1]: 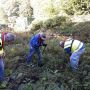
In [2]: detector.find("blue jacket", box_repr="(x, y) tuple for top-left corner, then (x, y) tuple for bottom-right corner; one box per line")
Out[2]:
(30, 34), (45, 48)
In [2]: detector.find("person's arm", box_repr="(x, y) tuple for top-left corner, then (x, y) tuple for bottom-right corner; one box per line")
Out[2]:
(64, 48), (72, 56)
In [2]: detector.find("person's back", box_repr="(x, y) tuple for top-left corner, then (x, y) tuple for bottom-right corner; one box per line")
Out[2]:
(30, 34), (40, 47)
(64, 38), (84, 53)
(71, 40), (83, 52)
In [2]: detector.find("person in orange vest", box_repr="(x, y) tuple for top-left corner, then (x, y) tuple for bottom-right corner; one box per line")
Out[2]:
(59, 36), (85, 72)
(0, 32), (16, 88)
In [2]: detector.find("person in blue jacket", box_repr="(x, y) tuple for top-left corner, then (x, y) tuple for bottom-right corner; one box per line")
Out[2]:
(59, 36), (85, 72)
(26, 32), (47, 67)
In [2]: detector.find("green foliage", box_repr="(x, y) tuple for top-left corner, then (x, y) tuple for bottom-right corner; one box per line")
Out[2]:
(43, 16), (66, 28)
(29, 20), (43, 32)
(3, 21), (90, 90)
(23, 84), (33, 90)
(28, 16), (67, 31)
(0, 7), (8, 24)
(5, 39), (29, 58)
(43, 19), (53, 29)
(31, 0), (61, 19)
(19, 0), (33, 17)
(3, 0), (33, 17)
(31, 0), (90, 18)
(5, 69), (12, 76)
(1, 0), (90, 22)
(43, 0), (60, 17)
(4, 1), (19, 16)
(61, 0), (90, 15)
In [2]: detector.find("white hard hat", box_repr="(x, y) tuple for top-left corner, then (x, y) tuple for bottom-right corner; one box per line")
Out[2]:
(40, 33), (46, 40)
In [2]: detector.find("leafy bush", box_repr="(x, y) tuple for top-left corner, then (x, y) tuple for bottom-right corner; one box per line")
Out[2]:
(23, 84), (33, 90)
(28, 16), (68, 32)
(61, 0), (90, 15)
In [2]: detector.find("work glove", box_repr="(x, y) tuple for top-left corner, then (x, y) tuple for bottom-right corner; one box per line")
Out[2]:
(0, 51), (5, 58)
(43, 44), (47, 47)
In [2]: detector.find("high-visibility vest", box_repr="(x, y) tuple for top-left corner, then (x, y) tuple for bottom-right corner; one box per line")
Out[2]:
(64, 38), (83, 53)
(0, 33), (4, 54)
(64, 38), (73, 49)
(71, 40), (83, 52)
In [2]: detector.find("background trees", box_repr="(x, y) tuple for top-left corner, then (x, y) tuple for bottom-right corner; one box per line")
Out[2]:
(0, 0), (90, 20)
